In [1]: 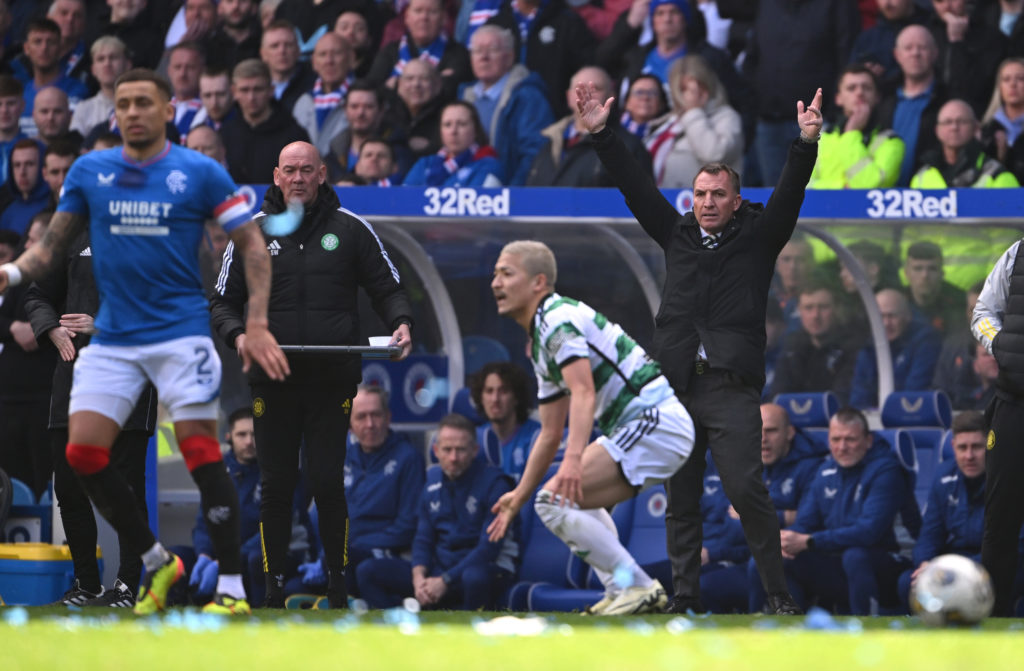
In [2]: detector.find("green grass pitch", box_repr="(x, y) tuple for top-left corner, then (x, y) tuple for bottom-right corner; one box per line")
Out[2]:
(4, 607), (1024, 670)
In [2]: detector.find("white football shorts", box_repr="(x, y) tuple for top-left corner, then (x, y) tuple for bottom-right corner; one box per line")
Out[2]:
(70, 335), (221, 425)
(597, 394), (695, 491)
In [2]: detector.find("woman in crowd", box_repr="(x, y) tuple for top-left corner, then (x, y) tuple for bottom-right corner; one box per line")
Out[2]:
(403, 100), (502, 187)
(619, 74), (668, 140)
(980, 57), (1024, 185)
(644, 54), (742, 189)
(394, 59), (444, 160)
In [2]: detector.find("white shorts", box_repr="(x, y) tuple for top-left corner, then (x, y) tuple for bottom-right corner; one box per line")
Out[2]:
(597, 395), (695, 491)
(70, 335), (221, 425)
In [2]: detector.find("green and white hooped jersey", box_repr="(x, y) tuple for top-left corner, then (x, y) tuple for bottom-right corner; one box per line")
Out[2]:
(531, 293), (676, 435)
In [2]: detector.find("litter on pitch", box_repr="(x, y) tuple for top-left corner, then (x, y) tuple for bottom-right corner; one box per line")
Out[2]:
(473, 615), (550, 637)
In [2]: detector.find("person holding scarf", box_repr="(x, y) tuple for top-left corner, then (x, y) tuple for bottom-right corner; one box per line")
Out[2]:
(308, 33), (357, 156)
(367, 0), (472, 101)
(403, 100), (502, 186)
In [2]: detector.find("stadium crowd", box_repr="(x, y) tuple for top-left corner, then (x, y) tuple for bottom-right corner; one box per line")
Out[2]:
(0, 0), (1022, 615)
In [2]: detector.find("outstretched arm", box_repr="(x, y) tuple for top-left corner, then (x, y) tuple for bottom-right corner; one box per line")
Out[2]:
(0, 212), (85, 292)
(796, 88), (824, 142)
(574, 81), (614, 135)
(227, 221), (290, 381)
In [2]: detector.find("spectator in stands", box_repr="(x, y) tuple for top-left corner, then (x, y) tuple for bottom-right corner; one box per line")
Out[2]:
(527, 66), (652, 187)
(837, 239), (902, 341)
(396, 58), (444, 160)
(876, 24), (948, 186)
(645, 54), (743, 189)
(911, 98), (1020, 188)
(163, 0), (217, 51)
(87, 132), (122, 152)
(403, 100), (502, 186)
(903, 241), (968, 337)
(485, 0), (596, 118)
(980, 57), (1024, 185)
(0, 75), (26, 185)
(620, 74), (669, 141)
(0, 209), (57, 499)
(368, 0), (472, 101)
(89, 0), (162, 69)
(699, 459), (751, 613)
(897, 410), (986, 608)
(196, 67), (237, 131)
(69, 37), (130, 138)
(358, 413), (518, 610)
(770, 235), (813, 332)
(573, 0), (632, 42)
(742, 0), (858, 186)
(773, 281), (860, 404)
(849, 288), (942, 409)
(848, 0), (930, 89)
(979, 0), (1023, 59)
(31, 86), (78, 148)
(469, 361), (540, 481)
(335, 11), (374, 79)
(41, 140), (75, 210)
(273, 0), (351, 59)
(336, 138), (400, 185)
(810, 64), (904, 189)
(324, 83), (411, 182)
(763, 300), (786, 400)
(0, 139), (49, 235)
(167, 42), (207, 137)
(14, 18), (88, 135)
(308, 32), (356, 156)
(260, 0), (284, 29)
(925, 0), (1006, 118)
(330, 385), (425, 597)
(750, 407), (911, 614)
(206, 0), (262, 70)
(186, 125), (228, 166)
(932, 281), (989, 409)
(48, 0), (88, 84)
(461, 25), (553, 185)
(260, 20), (316, 119)
(220, 58), (310, 184)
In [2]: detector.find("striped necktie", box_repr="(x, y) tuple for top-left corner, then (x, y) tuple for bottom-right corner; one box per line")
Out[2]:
(702, 235), (719, 249)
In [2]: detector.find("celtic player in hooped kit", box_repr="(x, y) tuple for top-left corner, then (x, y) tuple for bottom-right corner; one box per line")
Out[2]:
(0, 69), (290, 615)
(487, 240), (696, 614)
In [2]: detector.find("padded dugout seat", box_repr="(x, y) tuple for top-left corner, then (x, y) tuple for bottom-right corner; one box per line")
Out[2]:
(880, 391), (952, 508)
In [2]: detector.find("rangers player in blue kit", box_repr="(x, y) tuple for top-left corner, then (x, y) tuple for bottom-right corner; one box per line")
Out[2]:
(0, 68), (290, 615)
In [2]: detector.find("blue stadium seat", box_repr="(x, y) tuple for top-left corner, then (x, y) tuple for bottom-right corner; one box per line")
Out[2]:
(773, 391), (839, 428)
(939, 429), (954, 463)
(462, 335), (510, 377)
(449, 386), (485, 425)
(880, 391), (952, 509)
(4, 478), (52, 543)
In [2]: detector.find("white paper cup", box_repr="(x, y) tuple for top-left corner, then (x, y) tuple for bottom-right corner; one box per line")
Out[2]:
(368, 336), (392, 347)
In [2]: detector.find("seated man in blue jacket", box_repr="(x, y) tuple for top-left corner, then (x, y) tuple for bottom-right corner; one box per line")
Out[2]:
(897, 410), (985, 609)
(294, 385), (426, 599)
(750, 407), (911, 614)
(357, 413), (519, 610)
(470, 361), (540, 481)
(850, 289), (942, 409)
(177, 408), (265, 605)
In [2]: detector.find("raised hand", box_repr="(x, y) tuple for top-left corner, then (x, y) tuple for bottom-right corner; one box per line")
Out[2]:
(797, 87), (824, 141)
(574, 81), (615, 135)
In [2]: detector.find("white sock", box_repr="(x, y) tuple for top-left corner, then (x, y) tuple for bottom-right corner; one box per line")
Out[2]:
(141, 543), (170, 572)
(216, 574), (246, 600)
(588, 508), (622, 596)
(535, 490), (653, 589)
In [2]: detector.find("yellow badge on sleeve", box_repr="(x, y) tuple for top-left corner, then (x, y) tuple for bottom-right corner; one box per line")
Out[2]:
(987, 429), (995, 451)
(253, 397), (266, 418)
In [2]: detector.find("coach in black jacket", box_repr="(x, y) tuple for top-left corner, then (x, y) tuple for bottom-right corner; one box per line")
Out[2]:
(24, 229), (157, 605)
(577, 82), (823, 615)
(210, 141), (413, 609)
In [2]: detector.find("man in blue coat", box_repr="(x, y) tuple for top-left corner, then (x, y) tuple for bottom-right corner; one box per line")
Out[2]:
(750, 407), (911, 614)
(358, 413), (519, 610)
(850, 289), (942, 408)
(341, 386), (425, 596)
(897, 410), (986, 609)
(461, 25), (554, 185)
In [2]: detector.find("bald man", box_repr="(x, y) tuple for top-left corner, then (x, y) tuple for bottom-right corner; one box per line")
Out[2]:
(185, 125), (227, 166)
(210, 141), (415, 609)
(526, 66), (652, 187)
(849, 288), (943, 408)
(31, 86), (73, 145)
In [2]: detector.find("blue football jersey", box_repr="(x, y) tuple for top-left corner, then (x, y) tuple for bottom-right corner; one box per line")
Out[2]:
(57, 141), (252, 345)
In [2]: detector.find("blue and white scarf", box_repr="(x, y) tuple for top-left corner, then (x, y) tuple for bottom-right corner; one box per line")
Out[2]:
(312, 75), (353, 129)
(424, 144), (480, 185)
(391, 34), (448, 78)
(620, 111), (649, 138)
(466, 0), (503, 45)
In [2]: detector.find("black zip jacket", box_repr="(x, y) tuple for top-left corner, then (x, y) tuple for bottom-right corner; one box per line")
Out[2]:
(591, 125), (817, 393)
(209, 182), (413, 389)
(23, 230), (157, 430)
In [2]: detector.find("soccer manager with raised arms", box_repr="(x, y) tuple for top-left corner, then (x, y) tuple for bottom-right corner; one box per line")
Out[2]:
(210, 141), (414, 609)
(577, 81), (823, 615)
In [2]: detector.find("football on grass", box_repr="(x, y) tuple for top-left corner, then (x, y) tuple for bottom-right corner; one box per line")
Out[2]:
(911, 554), (995, 626)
